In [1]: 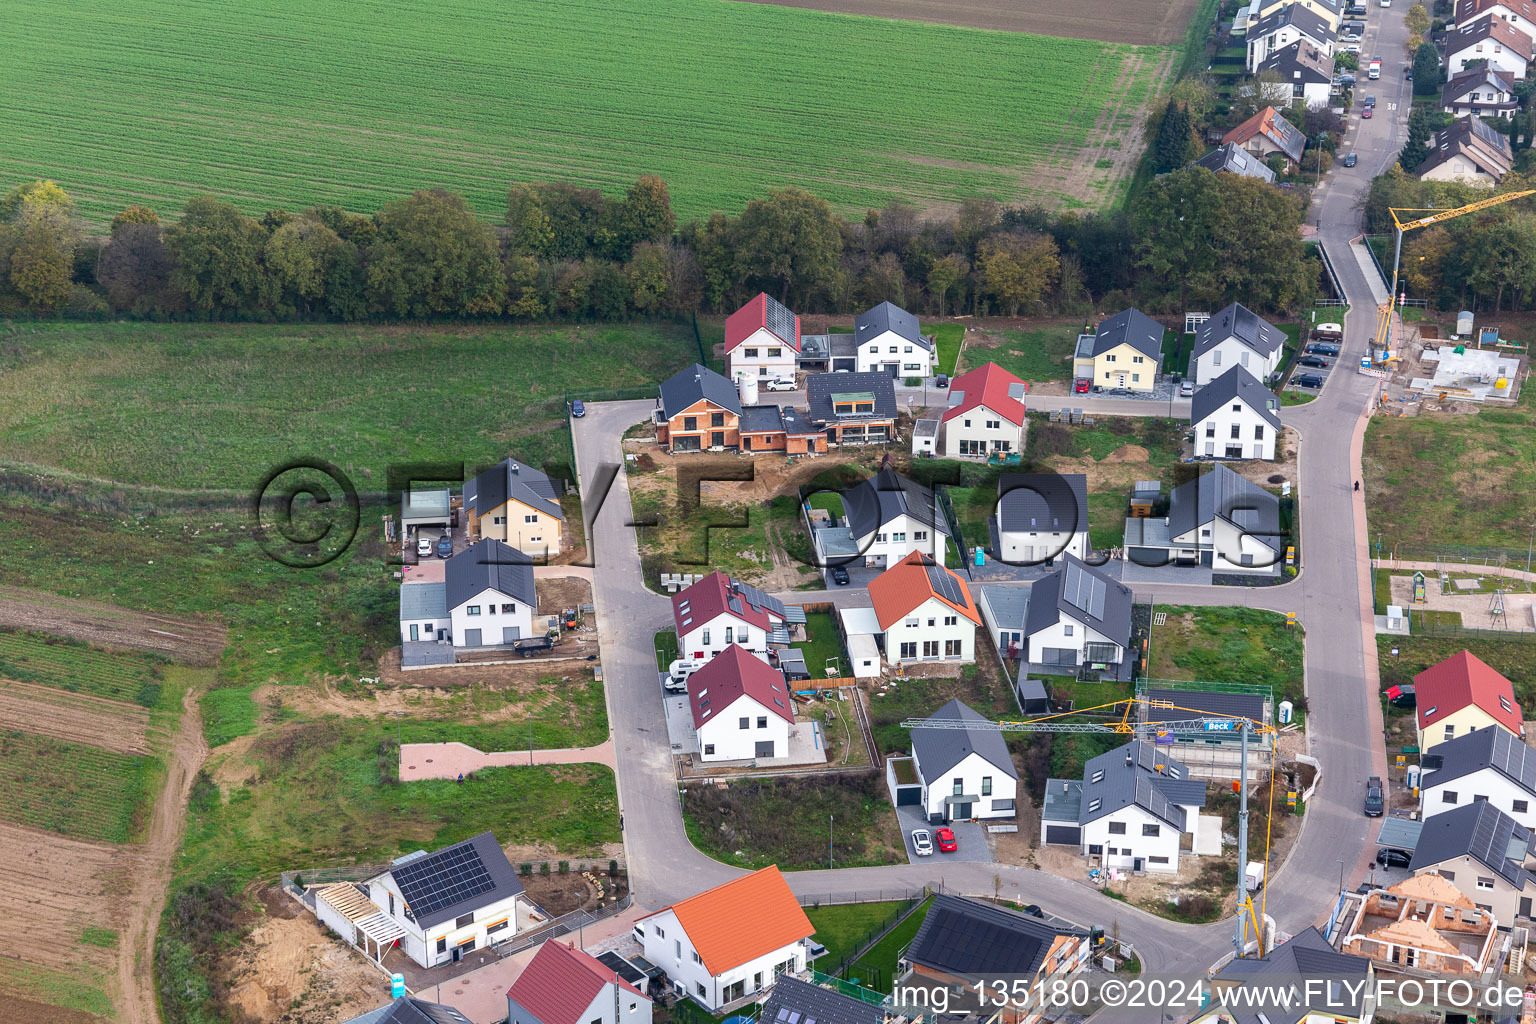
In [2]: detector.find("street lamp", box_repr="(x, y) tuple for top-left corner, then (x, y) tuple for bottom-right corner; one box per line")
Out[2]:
(829, 814), (834, 870)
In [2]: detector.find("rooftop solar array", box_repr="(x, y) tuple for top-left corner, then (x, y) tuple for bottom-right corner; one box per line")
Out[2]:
(392, 842), (496, 922)
(925, 564), (965, 607)
(1470, 115), (1506, 149)
(1061, 561), (1106, 618)
(597, 951), (647, 986)
(765, 295), (798, 345)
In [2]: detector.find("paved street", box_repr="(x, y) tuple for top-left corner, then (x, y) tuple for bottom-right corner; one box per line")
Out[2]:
(567, 7), (1414, 975)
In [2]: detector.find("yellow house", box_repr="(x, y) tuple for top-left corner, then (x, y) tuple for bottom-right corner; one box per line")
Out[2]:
(464, 457), (564, 560)
(1192, 927), (1375, 1024)
(1072, 307), (1165, 392)
(1414, 649), (1524, 752)
(1245, 0), (1343, 31)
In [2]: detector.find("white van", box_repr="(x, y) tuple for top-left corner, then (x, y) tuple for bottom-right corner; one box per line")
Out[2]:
(665, 659), (701, 692)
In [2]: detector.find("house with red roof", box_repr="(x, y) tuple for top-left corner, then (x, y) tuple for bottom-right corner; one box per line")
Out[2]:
(940, 363), (1028, 459)
(688, 645), (796, 761)
(506, 940), (652, 1024)
(1416, 649), (1524, 752)
(725, 293), (801, 382)
(672, 572), (788, 666)
(868, 551), (982, 667)
(1222, 106), (1306, 171)
(632, 865), (816, 1010)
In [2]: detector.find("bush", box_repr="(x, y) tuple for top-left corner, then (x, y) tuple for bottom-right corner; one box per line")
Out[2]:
(558, 860), (569, 874)
(519, 862), (532, 876)
(540, 862), (551, 875)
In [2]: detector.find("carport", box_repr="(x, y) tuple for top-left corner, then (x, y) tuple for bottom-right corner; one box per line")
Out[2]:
(401, 489), (451, 532)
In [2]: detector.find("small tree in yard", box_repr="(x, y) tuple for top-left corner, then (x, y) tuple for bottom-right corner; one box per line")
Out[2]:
(1413, 42), (1443, 95)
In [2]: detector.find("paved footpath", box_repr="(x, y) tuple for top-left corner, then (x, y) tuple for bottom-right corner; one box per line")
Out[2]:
(400, 740), (616, 780)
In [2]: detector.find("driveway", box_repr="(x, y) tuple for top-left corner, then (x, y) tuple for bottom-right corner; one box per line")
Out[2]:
(897, 805), (990, 864)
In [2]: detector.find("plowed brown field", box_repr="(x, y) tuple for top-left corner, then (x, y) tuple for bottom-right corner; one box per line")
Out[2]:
(0, 821), (127, 978)
(0, 586), (225, 665)
(0, 681), (152, 755)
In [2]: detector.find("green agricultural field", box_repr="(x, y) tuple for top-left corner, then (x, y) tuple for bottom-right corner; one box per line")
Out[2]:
(0, 731), (157, 843)
(0, 0), (1173, 225)
(0, 628), (168, 707)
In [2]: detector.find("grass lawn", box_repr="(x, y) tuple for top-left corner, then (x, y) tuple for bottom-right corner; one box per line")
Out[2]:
(1378, 634), (1536, 709)
(630, 474), (777, 588)
(1364, 387), (1536, 557)
(655, 630), (679, 672)
(867, 653), (1017, 754)
(396, 674), (609, 750)
(805, 900), (908, 968)
(962, 324), (1084, 383)
(1028, 414), (1186, 469)
(1281, 390), (1316, 406)
(1150, 606), (1305, 707)
(681, 773), (904, 870)
(844, 896), (933, 991)
(806, 492), (846, 516)
(0, 321), (699, 491)
(945, 485), (997, 550)
(925, 324), (965, 376)
(795, 610), (847, 679)
(1162, 331), (1191, 376)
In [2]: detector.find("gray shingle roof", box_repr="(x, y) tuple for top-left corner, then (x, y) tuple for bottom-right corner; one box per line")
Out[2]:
(997, 473), (1088, 535)
(341, 996), (473, 1024)
(910, 699), (1018, 782)
(855, 301), (930, 351)
(1423, 725), (1536, 796)
(1078, 740), (1198, 829)
(903, 894), (1080, 981)
(1417, 114), (1516, 181)
(466, 457), (563, 522)
(1442, 66), (1516, 106)
(1193, 303), (1285, 361)
(445, 538), (535, 611)
(1257, 39), (1333, 83)
(385, 831), (525, 930)
(760, 977), (882, 1024)
(400, 582), (449, 622)
(804, 372), (897, 425)
(1210, 928), (1371, 1024)
(738, 405), (785, 433)
(978, 585), (1031, 634)
(1190, 366), (1281, 431)
(1190, 142), (1278, 183)
(1168, 463), (1282, 553)
(1022, 554), (1133, 645)
(1251, 2), (1334, 44)
(659, 363), (741, 420)
(1411, 800), (1536, 886)
(842, 468), (944, 539)
(1088, 308), (1165, 361)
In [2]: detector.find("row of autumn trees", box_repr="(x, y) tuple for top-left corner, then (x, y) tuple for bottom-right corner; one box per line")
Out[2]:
(0, 166), (1317, 321)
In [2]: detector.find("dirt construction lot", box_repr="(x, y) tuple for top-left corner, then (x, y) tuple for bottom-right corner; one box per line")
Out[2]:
(727, 0), (1204, 44)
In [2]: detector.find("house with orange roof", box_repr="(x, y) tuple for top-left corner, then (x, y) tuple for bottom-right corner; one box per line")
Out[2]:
(939, 362), (1028, 459)
(506, 940), (652, 1024)
(1222, 107), (1306, 172)
(632, 865), (816, 1011)
(1415, 649), (1523, 752)
(868, 551), (982, 667)
(687, 645), (796, 762)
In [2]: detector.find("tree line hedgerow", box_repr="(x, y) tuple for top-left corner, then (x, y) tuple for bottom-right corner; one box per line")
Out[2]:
(0, 169), (1318, 323)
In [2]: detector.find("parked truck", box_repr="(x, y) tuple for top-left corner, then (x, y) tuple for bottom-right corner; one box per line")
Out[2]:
(513, 635), (556, 658)
(1245, 861), (1267, 892)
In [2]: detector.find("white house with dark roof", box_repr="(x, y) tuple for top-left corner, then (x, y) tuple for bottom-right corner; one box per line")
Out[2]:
(840, 468), (949, 568)
(1257, 40), (1334, 109)
(1123, 464), (1284, 574)
(1191, 366), (1280, 461)
(671, 571), (787, 666)
(909, 699), (1018, 822)
(725, 292), (801, 380)
(1192, 303), (1286, 385)
(399, 581), (450, 645)
(1443, 16), (1532, 78)
(995, 472), (1089, 565)
(759, 977), (882, 1024)
(689, 645), (795, 761)
(1021, 554), (1136, 681)
(366, 832), (531, 968)
(445, 538), (537, 648)
(804, 371), (899, 446)
(1442, 67), (1521, 118)
(1188, 142), (1277, 183)
(1044, 741), (1206, 873)
(1420, 725), (1536, 829)
(853, 301), (934, 377)
(1246, 3), (1335, 70)
(1410, 800), (1536, 921)
(342, 996), (474, 1024)
(465, 457), (565, 558)
(1189, 928), (1374, 1024)
(1416, 116), (1515, 185)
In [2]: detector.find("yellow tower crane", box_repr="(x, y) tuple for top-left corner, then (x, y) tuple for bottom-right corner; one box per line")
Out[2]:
(1374, 191), (1536, 359)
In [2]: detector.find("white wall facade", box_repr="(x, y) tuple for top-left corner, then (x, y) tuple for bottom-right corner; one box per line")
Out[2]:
(677, 612), (775, 664)
(999, 526), (1090, 565)
(914, 750), (1017, 821)
(1420, 153), (1502, 184)
(1211, 516), (1284, 573)
(1446, 42), (1529, 78)
(1247, 26), (1332, 71)
(941, 405), (1025, 458)
(1081, 804), (1194, 873)
(855, 513), (947, 568)
(450, 587), (535, 647)
(509, 982), (652, 1024)
(1025, 613), (1123, 670)
(1422, 769), (1536, 829)
(696, 695), (791, 761)
(1194, 339), (1281, 385)
(1194, 401), (1277, 461)
(400, 615), (449, 645)
(883, 597), (976, 666)
(856, 330), (934, 377)
(636, 909), (808, 1010)
(728, 327), (798, 380)
(367, 875), (524, 968)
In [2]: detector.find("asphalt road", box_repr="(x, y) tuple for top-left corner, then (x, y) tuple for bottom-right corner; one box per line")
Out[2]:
(571, 14), (1412, 973)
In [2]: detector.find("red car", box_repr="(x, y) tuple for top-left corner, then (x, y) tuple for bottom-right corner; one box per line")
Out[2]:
(935, 827), (958, 853)
(1074, 378), (1091, 394)
(1362, 106), (1373, 118)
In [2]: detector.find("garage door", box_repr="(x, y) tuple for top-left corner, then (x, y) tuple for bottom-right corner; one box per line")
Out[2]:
(1127, 547), (1164, 565)
(464, 628), (481, 647)
(895, 786), (921, 806)
(1045, 825), (1081, 846)
(503, 626), (520, 644)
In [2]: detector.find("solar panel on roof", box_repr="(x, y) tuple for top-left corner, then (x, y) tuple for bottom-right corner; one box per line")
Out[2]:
(765, 296), (797, 345)
(925, 564), (965, 607)
(392, 843), (497, 921)
(1062, 562), (1106, 619)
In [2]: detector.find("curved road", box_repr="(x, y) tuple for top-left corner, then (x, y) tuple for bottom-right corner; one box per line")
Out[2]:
(571, 18), (1413, 976)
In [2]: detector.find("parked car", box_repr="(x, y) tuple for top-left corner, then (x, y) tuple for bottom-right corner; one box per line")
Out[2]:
(436, 535), (453, 558)
(1364, 776), (1385, 817)
(1363, 94), (1376, 107)
(1342, 153), (1358, 167)
(1298, 356), (1329, 368)
(911, 829), (934, 856)
(1386, 684), (1416, 708)
(1294, 373), (1324, 389)
(1180, 381), (1195, 398)
(1361, 105), (1373, 118)
(1376, 847), (1412, 868)
(514, 635), (555, 658)
(417, 534), (434, 557)
(830, 564), (851, 586)
(1405, 68), (1412, 80)
(935, 826), (958, 853)
(1020, 904), (1044, 918)
(1074, 377), (1092, 394)
(763, 377), (797, 392)
(571, 399), (586, 418)
(1307, 344), (1341, 357)
(935, 374), (949, 388)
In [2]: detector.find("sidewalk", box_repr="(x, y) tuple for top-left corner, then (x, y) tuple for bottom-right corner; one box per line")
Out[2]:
(1377, 559), (1536, 585)
(400, 739), (616, 780)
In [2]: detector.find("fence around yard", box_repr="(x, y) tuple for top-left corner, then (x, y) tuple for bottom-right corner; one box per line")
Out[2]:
(492, 893), (634, 958)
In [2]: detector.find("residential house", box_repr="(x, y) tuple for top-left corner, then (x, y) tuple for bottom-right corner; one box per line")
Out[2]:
(804, 372), (898, 446)
(1191, 366), (1280, 461)
(1190, 927), (1374, 1024)
(1420, 725), (1536, 830)
(366, 832), (531, 968)
(1443, 16), (1533, 78)
(738, 405), (828, 455)
(1247, 4), (1335, 71)
(910, 698), (1019, 823)
(1244, 0), (1344, 31)
(1336, 873), (1500, 975)
(401, 488), (452, 540)
(1192, 302), (1287, 385)
(1141, 686), (1275, 781)
(465, 457), (564, 558)
(399, 581), (450, 645)
(1122, 464), (1284, 573)
(1441, 67), (1521, 118)
(759, 977), (882, 1024)
(1222, 107), (1307, 173)
(633, 865), (816, 1010)
(1415, 649), (1524, 752)
(1188, 142), (1279, 183)
(725, 292), (801, 380)
(1071, 307), (1164, 391)
(940, 362), (1028, 458)
(672, 571), (787, 665)
(445, 538), (536, 648)
(1411, 800), (1536, 922)
(341, 996), (474, 1024)
(506, 941), (652, 1024)
(867, 551), (982, 666)
(1021, 554), (1135, 681)
(655, 363), (742, 453)
(841, 468), (949, 568)
(1416, 115), (1516, 185)
(897, 894), (1090, 1024)
(1455, 0), (1536, 40)
(976, 585), (1032, 660)
(1043, 740), (1206, 873)
(996, 472), (1090, 565)
(1257, 40), (1335, 109)
(688, 644), (795, 761)
(853, 301), (934, 377)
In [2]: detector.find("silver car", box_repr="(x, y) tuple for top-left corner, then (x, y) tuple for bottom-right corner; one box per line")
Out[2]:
(911, 829), (934, 856)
